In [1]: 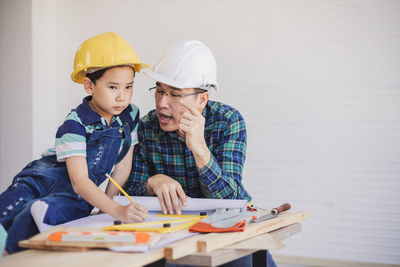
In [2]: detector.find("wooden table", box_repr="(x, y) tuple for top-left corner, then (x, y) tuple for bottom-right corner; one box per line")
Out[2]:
(0, 212), (307, 267)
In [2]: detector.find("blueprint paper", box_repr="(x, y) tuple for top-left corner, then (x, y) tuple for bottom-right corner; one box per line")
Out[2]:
(31, 197), (247, 252)
(113, 196), (247, 211)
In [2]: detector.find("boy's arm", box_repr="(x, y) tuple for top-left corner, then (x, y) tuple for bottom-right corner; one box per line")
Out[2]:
(66, 155), (147, 222)
(105, 145), (134, 198)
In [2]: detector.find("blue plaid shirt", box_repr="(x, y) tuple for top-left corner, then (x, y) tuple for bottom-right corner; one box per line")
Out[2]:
(124, 100), (251, 201)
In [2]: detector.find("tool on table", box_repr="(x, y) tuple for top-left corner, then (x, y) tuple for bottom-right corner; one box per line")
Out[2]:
(189, 203), (291, 233)
(252, 203), (291, 222)
(103, 216), (203, 234)
(48, 231), (151, 243)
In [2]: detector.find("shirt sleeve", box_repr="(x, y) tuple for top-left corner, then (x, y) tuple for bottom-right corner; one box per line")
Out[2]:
(54, 113), (87, 161)
(128, 104), (140, 146)
(123, 121), (150, 196)
(198, 113), (251, 201)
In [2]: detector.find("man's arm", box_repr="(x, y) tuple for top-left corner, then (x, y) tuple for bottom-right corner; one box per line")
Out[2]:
(197, 117), (250, 200)
(124, 137), (187, 215)
(180, 101), (251, 201)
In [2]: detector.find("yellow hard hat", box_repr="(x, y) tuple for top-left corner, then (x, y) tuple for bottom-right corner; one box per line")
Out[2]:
(71, 32), (149, 83)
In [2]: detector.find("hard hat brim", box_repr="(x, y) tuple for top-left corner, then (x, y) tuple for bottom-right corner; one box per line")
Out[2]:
(143, 68), (217, 90)
(71, 62), (150, 84)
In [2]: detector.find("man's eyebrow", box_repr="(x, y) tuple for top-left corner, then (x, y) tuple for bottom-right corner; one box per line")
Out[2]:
(155, 82), (181, 91)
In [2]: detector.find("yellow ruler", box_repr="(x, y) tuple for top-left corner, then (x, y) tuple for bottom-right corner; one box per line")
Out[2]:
(103, 216), (204, 234)
(156, 214), (208, 219)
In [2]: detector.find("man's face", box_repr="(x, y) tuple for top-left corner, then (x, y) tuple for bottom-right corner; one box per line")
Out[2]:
(154, 82), (205, 132)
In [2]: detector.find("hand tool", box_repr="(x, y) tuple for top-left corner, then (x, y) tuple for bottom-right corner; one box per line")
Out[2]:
(252, 203), (291, 223)
(189, 203), (291, 233)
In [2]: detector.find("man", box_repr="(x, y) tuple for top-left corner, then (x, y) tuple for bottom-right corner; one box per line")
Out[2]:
(124, 40), (276, 267)
(124, 40), (251, 214)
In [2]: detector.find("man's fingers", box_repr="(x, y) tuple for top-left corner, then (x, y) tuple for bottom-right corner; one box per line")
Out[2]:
(181, 111), (197, 121)
(157, 194), (168, 215)
(170, 191), (182, 215)
(180, 117), (191, 126)
(162, 190), (173, 215)
(180, 101), (201, 116)
(176, 186), (187, 207)
(179, 123), (189, 133)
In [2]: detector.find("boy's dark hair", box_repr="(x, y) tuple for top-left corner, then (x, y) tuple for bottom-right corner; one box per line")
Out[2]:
(86, 69), (108, 84)
(86, 66), (135, 84)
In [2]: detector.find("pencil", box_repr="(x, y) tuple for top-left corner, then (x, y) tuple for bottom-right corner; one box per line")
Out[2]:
(106, 173), (135, 203)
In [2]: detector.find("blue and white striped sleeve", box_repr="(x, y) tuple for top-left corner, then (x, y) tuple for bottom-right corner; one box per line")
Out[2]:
(128, 104), (140, 146)
(54, 112), (87, 161)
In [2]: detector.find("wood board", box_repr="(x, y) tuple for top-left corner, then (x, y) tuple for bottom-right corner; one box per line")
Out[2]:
(19, 225), (161, 251)
(165, 211), (308, 259)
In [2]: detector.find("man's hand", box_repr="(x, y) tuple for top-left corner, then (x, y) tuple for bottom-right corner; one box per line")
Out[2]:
(115, 202), (148, 223)
(179, 101), (211, 168)
(146, 174), (187, 214)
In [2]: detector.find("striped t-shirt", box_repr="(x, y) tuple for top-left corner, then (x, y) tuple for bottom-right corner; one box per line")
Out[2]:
(43, 96), (139, 162)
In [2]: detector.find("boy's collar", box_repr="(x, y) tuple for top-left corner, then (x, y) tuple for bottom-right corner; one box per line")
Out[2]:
(76, 96), (102, 125)
(76, 96), (133, 126)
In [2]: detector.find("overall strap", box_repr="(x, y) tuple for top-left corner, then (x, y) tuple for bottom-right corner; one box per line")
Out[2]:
(115, 123), (131, 164)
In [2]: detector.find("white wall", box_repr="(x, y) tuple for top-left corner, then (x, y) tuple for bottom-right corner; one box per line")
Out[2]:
(0, 0), (399, 265)
(32, 0), (57, 158)
(0, 0), (33, 191)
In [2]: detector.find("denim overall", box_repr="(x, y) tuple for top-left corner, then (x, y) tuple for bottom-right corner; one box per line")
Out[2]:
(0, 121), (131, 253)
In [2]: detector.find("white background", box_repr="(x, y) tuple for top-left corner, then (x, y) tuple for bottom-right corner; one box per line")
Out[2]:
(0, 0), (399, 265)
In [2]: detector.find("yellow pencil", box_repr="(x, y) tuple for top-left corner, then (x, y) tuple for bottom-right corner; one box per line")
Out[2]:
(106, 174), (135, 203)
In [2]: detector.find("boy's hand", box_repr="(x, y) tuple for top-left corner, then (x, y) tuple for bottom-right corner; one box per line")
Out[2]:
(116, 202), (148, 223)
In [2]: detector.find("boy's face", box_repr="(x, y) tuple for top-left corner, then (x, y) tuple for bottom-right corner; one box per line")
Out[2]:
(83, 66), (134, 124)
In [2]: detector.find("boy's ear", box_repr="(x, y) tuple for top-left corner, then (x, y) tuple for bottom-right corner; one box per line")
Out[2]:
(83, 77), (94, 95)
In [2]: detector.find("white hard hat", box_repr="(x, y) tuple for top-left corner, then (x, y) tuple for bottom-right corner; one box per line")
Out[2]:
(144, 40), (218, 90)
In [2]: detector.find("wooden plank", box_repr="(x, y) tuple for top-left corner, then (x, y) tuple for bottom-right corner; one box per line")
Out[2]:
(1, 213), (306, 267)
(164, 233), (208, 260)
(0, 247), (166, 267)
(167, 223), (301, 266)
(18, 225), (160, 250)
(164, 211), (307, 260)
(197, 211), (307, 252)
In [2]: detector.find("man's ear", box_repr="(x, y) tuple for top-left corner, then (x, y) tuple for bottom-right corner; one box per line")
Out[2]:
(83, 77), (94, 95)
(198, 91), (209, 110)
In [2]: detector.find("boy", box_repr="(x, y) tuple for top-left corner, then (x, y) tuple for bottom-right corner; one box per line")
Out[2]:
(0, 32), (149, 254)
